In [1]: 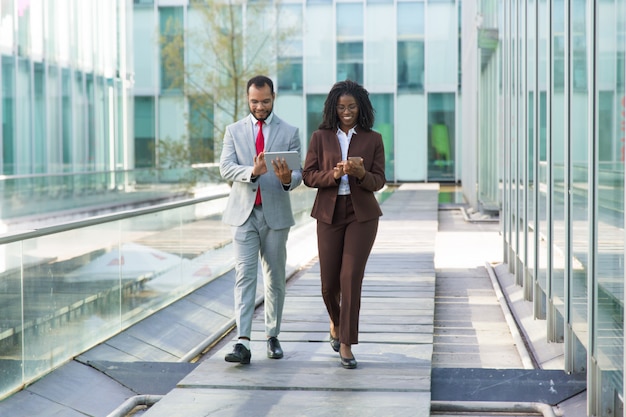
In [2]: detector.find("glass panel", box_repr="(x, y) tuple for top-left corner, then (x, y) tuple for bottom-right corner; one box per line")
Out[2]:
(16, 58), (31, 175)
(536, 0), (548, 316)
(397, 2), (424, 93)
(48, 66), (61, 171)
(33, 63), (46, 174)
(1, 56), (15, 175)
(593, 0), (625, 412)
(189, 95), (214, 164)
(569, 0), (589, 368)
(306, 94), (326, 147)
(336, 3), (363, 38)
(370, 94), (394, 182)
(366, 4), (395, 90)
(427, 92), (455, 181)
(278, 4), (303, 94)
(61, 68), (72, 169)
(426, 0), (457, 87)
(17, 0), (30, 56)
(304, 5), (334, 91)
(135, 97), (155, 168)
(396, 94), (426, 181)
(133, 6), (157, 92)
(159, 6), (184, 93)
(0, 242), (25, 397)
(0, 0), (14, 51)
(397, 41), (424, 92)
(336, 42), (363, 84)
(526, 0), (536, 290)
(551, 0), (566, 329)
(337, 4), (363, 83)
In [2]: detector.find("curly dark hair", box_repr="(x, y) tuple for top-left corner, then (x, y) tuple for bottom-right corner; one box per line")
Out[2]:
(318, 79), (375, 131)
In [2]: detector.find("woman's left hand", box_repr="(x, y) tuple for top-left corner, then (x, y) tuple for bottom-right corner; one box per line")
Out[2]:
(344, 157), (366, 181)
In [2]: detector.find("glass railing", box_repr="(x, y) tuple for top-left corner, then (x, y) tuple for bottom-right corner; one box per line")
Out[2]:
(0, 166), (225, 223)
(0, 184), (318, 400)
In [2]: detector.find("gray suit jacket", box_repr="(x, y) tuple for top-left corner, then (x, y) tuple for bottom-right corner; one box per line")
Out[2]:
(220, 113), (302, 229)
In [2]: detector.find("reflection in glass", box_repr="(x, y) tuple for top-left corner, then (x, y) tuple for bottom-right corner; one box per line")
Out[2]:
(370, 94), (394, 181)
(593, 0), (625, 412)
(569, 0), (589, 365)
(427, 93), (455, 181)
(551, 0), (566, 334)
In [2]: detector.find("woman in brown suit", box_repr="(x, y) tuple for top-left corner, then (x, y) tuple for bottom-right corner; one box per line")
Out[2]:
(303, 80), (386, 369)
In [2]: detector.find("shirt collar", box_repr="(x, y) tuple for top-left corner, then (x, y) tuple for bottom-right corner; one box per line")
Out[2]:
(336, 125), (358, 136)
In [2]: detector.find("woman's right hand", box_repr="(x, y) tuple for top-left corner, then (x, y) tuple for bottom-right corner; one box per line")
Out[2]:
(333, 162), (346, 179)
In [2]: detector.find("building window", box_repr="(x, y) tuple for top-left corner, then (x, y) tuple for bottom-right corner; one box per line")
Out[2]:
(159, 6), (184, 93)
(134, 96), (155, 168)
(277, 5), (303, 93)
(337, 42), (363, 84)
(397, 2), (424, 93)
(337, 3), (363, 83)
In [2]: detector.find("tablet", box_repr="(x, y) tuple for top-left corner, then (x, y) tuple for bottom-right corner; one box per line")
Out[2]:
(264, 151), (302, 172)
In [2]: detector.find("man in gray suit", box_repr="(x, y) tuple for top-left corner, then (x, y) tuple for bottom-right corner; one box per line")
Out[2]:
(220, 75), (302, 364)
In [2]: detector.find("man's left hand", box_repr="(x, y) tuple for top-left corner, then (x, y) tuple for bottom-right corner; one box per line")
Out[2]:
(270, 158), (292, 184)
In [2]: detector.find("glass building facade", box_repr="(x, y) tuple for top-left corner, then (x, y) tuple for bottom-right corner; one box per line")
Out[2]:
(474, 0), (626, 415)
(0, 0), (132, 176)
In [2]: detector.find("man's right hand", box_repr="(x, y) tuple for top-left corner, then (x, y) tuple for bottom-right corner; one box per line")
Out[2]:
(252, 151), (268, 177)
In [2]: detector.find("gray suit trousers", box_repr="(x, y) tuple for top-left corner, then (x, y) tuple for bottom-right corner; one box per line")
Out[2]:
(232, 205), (289, 339)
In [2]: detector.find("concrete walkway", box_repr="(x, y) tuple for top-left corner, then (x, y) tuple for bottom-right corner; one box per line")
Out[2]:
(142, 183), (439, 417)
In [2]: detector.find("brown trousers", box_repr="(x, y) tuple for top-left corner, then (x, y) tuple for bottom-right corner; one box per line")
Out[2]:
(317, 195), (378, 345)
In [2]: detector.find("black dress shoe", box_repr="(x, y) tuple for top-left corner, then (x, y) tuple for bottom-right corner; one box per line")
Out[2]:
(225, 343), (251, 364)
(329, 333), (340, 352)
(267, 336), (283, 359)
(340, 354), (357, 369)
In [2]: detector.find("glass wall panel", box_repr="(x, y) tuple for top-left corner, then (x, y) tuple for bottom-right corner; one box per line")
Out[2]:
(426, 0), (457, 88)
(189, 94), (214, 164)
(306, 94), (326, 147)
(133, 6), (157, 93)
(535, 0), (548, 317)
(16, 58), (31, 175)
(1, 56), (15, 175)
(33, 63), (46, 174)
(593, 0), (625, 410)
(48, 66), (62, 171)
(551, 0), (566, 334)
(526, 0), (536, 293)
(134, 96), (156, 168)
(159, 6), (184, 93)
(277, 4), (303, 94)
(0, 242), (25, 397)
(427, 92), (455, 181)
(304, 5), (334, 92)
(17, 0), (30, 57)
(365, 3), (395, 91)
(396, 95), (426, 181)
(336, 3), (363, 84)
(569, 0), (589, 369)
(0, 0), (14, 52)
(397, 2), (424, 93)
(370, 94), (394, 181)
(61, 68), (72, 169)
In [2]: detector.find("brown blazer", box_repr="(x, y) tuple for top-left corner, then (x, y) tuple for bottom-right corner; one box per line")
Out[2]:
(303, 128), (386, 224)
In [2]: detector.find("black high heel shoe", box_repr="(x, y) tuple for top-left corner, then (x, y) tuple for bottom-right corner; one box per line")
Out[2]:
(340, 354), (357, 369)
(329, 333), (340, 352)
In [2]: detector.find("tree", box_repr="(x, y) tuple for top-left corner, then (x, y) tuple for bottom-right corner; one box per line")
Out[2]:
(160, 0), (296, 164)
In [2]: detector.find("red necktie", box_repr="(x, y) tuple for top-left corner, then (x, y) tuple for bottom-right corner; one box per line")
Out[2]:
(255, 120), (264, 205)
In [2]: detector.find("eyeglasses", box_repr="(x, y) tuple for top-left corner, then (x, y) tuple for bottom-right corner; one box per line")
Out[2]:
(336, 104), (358, 112)
(250, 99), (273, 107)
